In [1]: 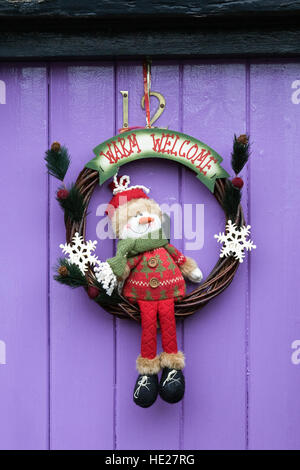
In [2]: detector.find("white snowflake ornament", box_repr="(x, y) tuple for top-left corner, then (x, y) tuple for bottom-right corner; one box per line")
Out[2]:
(60, 232), (99, 274)
(94, 262), (117, 297)
(214, 220), (256, 263)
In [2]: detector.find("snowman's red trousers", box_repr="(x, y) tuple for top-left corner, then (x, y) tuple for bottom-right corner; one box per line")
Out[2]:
(138, 299), (178, 359)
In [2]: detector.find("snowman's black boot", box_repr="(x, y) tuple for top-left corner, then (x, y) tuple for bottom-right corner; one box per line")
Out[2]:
(133, 373), (159, 408)
(133, 355), (161, 408)
(159, 351), (185, 404)
(159, 368), (185, 404)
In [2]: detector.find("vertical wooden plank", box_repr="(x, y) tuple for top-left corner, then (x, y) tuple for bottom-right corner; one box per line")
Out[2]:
(182, 62), (247, 449)
(115, 62), (183, 449)
(49, 63), (115, 449)
(0, 64), (48, 449)
(249, 62), (300, 450)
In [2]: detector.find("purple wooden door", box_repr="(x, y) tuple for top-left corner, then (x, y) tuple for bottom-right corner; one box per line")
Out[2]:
(0, 60), (299, 450)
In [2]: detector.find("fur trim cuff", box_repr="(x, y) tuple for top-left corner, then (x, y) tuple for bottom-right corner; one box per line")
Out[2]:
(160, 351), (185, 370)
(180, 256), (198, 277)
(136, 355), (161, 375)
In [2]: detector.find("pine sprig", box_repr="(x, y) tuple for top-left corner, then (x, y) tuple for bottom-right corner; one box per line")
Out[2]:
(222, 180), (241, 220)
(231, 134), (250, 175)
(54, 258), (87, 288)
(57, 183), (85, 223)
(93, 278), (123, 306)
(45, 142), (70, 181)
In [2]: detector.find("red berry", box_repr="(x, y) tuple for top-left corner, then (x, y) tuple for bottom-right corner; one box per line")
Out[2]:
(57, 189), (69, 200)
(232, 177), (244, 189)
(88, 286), (99, 299)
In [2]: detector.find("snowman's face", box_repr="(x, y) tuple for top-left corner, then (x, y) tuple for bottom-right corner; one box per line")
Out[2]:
(113, 198), (162, 240)
(120, 210), (162, 239)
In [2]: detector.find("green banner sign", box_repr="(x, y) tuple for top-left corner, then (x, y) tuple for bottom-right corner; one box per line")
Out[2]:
(86, 128), (229, 192)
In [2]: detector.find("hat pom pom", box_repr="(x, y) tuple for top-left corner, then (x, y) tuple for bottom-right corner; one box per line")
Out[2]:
(108, 176), (120, 192)
(108, 175), (130, 194)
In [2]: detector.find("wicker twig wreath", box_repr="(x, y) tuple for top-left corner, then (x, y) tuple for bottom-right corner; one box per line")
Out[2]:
(48, 133), (252, 321)
(64, 168), (245, 321)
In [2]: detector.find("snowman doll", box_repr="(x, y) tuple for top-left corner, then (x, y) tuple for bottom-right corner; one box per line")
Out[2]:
(97, 174), (203, 408)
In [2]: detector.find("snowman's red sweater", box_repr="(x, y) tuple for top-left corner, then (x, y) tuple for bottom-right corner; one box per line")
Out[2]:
(123, 244), (187, 302)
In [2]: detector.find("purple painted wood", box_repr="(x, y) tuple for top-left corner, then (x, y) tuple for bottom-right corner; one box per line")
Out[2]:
(181, 62), (248, 449)
(1, 60), (300, 450)
(0, 64), (48, 449)
(49, 63), (115, 450)
(249, 62), (300, 450)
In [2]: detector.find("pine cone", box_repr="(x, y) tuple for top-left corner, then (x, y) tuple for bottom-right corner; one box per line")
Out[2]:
(236, 134), (248, 145)
(58, 265), (69, 277)
(51, 141), (61, 152)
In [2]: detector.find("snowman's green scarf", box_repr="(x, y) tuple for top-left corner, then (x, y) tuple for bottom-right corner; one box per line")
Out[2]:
(107, 229), (168, 278)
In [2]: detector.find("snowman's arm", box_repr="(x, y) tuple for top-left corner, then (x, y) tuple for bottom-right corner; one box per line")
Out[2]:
(181, 256), (203, 283)
(166, 244), (203, 283)
(118, 254), (142, 281)
(165, 243), (187, 267)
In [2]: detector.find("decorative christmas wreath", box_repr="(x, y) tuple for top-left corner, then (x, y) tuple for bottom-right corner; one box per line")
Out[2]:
(46, 133), (255, 322)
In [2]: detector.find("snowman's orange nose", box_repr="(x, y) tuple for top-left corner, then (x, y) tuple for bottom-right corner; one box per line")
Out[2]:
(139, 216), (154, 225)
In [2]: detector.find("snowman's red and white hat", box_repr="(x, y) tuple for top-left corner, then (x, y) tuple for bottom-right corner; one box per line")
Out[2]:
(106, 173), (150, 218)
